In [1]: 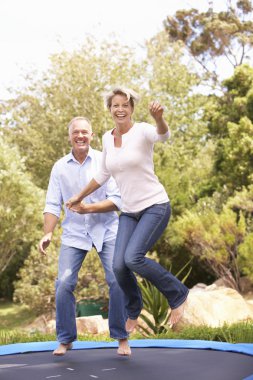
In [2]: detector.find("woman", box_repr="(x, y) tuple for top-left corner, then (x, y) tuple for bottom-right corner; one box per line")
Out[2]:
(67, 87), (189, 353)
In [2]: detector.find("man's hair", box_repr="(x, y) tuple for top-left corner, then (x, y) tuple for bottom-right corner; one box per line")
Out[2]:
(104, 86), (140, 109)
(67, 116), (92, 131)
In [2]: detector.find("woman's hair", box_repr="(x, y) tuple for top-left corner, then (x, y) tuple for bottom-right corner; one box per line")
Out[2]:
(104, 86), (140, 109)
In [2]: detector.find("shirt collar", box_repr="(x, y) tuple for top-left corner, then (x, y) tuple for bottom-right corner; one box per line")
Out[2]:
(67, 146), (94, 164)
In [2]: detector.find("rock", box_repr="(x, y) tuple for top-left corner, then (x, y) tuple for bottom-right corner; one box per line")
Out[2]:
(46, 319), (56, 333)
(25, 313), (109, 335)
(191, 283), (208, 291)
(173, 285), (253, 331)
(25, 314), (55, 333)
(76, 315), (109, 334)
(214, 277), (235, 288)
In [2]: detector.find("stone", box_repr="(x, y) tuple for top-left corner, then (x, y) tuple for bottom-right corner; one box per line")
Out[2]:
(76, 315), (109, 334)
(173, 285), (253, 331)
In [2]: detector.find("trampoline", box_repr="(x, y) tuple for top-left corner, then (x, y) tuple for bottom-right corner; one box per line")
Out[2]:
(0, 339), (253, 380)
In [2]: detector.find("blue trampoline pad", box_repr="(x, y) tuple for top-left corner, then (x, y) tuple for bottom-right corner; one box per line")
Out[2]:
(0, 339), (252, 380)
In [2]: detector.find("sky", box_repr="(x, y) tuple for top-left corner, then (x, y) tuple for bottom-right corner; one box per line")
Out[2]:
(0, 0), (228, 99)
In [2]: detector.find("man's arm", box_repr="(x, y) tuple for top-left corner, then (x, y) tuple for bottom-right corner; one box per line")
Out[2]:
(39, 162), (62, 255)
(38, 213), (59, 255)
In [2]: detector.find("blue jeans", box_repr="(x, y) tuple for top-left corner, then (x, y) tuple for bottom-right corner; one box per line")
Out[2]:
(55, 240), (128, 344)
(113, 202), (189, 319)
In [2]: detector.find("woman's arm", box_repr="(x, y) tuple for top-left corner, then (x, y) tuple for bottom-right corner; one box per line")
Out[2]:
(67, 199), (118, 214)
(149, 100), (169, 135)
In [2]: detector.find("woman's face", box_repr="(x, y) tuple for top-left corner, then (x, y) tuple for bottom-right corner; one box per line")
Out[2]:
(110, 94), (134, 125)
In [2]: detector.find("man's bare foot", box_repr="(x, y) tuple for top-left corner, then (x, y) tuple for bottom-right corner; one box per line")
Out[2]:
(53, 343), (73, 356)
(117, 339), (131, 356)
(169, 299), (187, 327)
(126, 318), (138, 333)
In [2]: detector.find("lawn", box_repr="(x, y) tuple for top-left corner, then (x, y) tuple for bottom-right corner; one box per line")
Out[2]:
(0, 301), (37, 330)
(0, 301), (253, 346)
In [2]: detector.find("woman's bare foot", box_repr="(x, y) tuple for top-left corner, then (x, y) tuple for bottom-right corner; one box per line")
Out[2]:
(53, 343), (73, 356)
(169, 299), (187, 327)
(117, 339), (131, 356)
(126, 318), (138, 333)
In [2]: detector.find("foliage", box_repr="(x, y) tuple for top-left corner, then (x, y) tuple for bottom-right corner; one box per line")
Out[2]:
(13, 230), (110, 315)
(138, 259), (192, 335)
(227, 186), (253, 282)
(170, 202), (250, 291)
(0, 135), (44, 296)
(1, 25), (253, 302)
(0, 330), (114, 345)
(218, 320), (253, 343)
(205, 64), (253, 192)
(238, 233), (253, 282)
(2, 36), (144, 189)
(139, 321), (253, 343)
(138, 279), (170, 335)
(1, 32), (207, 197)
(1, 33), (211, 297)
(164, 0), (253, 82)
(2, 321), (253, 345)
(0, 302), (37, 330)
(146, 32), (210, 216)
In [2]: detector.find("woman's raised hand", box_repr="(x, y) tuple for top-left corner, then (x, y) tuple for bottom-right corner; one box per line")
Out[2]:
(149, 100), (164, 120)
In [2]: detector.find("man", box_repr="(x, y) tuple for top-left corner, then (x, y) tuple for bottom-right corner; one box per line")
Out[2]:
(38, 117), (130, 356)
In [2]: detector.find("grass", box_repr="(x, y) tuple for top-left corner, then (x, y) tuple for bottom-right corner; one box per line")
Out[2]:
(134, 321), (253, 343)
(1, 322), (253, 346)
(0, 301), (37, 330)
(0, 302), (253, 346)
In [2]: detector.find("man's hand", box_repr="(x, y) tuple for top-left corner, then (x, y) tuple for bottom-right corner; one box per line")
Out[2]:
(69, 201), (89, 214)
(38, 232), (53, 256)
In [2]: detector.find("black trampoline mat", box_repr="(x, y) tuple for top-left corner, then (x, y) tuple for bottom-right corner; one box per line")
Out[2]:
(0, 347), (253, 380)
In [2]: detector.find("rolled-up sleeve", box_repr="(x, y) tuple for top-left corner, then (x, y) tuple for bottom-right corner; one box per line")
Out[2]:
(105, 175), (121, 210)
(43, 163), (63, 217)
(156, 130), (171, 141)
(143, 123), (171, 143)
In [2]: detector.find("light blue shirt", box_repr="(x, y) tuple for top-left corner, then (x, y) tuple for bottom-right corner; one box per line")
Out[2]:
(44, 147), (121, 252)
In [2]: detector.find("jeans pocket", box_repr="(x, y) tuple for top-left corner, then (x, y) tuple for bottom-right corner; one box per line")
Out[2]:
(148, 202), (171, 217)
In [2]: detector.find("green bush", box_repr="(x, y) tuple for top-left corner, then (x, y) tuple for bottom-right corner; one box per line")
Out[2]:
(14, 240), (109, 316)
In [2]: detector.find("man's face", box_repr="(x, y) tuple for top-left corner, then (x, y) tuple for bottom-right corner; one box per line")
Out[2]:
(69, 119), (93, 153)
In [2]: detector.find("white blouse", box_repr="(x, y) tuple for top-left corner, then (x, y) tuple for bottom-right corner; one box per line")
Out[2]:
(94, 122), (170, 213)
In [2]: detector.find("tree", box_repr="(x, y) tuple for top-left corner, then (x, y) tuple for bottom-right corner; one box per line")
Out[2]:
(164, 0), (253, 83)
(0, 135), (44, 297)
(144, 32), (210, 215)
(2, 33), (218, 301)
(205, 64), (253, 192)
(3, 36), (144, 189)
